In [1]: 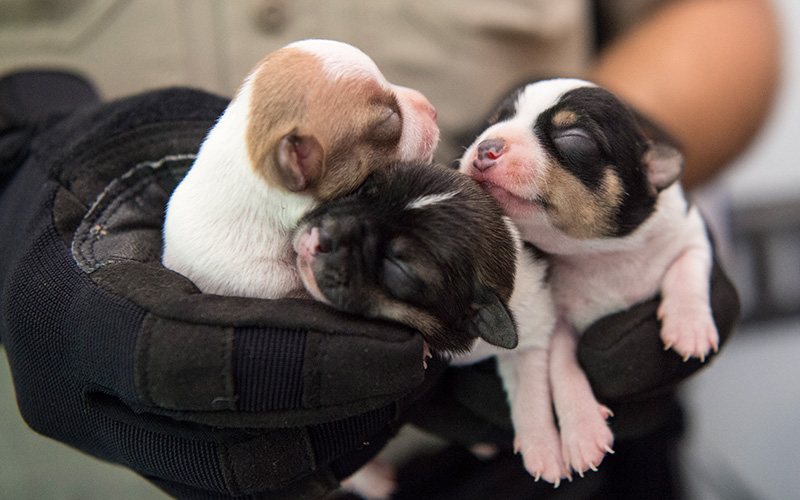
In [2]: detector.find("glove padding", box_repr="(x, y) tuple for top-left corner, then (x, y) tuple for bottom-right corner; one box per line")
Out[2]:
(0, 88), (438, 499)
(410, 255), (739, 445)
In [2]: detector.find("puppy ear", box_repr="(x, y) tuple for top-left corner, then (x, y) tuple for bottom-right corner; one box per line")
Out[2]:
(468, 290), (518, 349)
(277, 131), (324, 192)
(644, 142), (683, 192)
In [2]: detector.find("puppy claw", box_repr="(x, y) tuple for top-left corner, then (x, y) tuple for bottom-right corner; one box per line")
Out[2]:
(604, 445), (615, 454)
(422, 342), (433, 369)
(659, 303), (719, 362)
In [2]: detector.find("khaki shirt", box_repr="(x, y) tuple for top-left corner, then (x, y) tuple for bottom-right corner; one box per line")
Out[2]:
(0, 0), (669, 161)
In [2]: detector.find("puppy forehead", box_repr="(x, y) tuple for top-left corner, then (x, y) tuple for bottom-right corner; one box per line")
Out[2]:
(287, 39), (385, 83)
(515, 78), (597, 123)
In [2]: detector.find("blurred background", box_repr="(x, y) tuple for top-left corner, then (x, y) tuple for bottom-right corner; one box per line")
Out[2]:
(0, 0), (798, 498)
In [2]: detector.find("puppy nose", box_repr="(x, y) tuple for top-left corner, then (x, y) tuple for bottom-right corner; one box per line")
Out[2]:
(397, 85), (437, 122)
(473, 138), (505, 172)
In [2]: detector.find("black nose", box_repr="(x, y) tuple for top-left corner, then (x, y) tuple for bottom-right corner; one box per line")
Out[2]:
(473, 138), (505, 172)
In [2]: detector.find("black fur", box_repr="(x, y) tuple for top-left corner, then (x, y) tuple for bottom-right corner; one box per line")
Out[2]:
(535, 87), (659, 236)
(296, 161), (518, 353)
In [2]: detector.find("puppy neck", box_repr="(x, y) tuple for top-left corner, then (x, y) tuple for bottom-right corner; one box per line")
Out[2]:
(203, 83), (317, 227)
(517, 182), (690, 257)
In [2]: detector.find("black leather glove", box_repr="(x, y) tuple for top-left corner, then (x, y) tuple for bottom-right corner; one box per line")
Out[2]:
(0, 85), (438, 499)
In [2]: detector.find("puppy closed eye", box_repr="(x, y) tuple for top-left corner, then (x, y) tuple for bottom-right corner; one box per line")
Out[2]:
(381, 256), (424, 302)
(552, 128), (602, 168)
(368, 106), (402, 145)
(380, 238), (437, 305)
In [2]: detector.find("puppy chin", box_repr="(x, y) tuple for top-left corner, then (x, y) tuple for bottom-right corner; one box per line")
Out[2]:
(477, 182), (534, 216)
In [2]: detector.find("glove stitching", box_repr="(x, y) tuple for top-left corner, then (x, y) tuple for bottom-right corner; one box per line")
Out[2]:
(135, 313), (157, 407)
(217, 441), (242, 495)
(56, 124), (205, 189)
(72, 154), (195, 273)
(305, 333), (324, 409)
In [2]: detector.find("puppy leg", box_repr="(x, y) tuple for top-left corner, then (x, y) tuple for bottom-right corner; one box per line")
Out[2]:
(658, 243), (719, 361)
(549, 320), (614, 476)
(498, 348), (570, 486)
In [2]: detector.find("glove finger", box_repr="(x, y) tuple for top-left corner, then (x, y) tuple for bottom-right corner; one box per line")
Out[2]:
(578, 256), (740, 402)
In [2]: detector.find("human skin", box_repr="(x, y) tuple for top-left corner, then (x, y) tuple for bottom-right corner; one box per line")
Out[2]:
(589, 0), (781, 189)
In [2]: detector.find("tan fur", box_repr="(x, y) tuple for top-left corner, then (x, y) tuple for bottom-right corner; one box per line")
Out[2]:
(376, 297), (445, 344)
(246, 48), (320, 188)
(552, 110), (579, 128)
(246, 47), (404, 201)
(540, 166), (625, 239)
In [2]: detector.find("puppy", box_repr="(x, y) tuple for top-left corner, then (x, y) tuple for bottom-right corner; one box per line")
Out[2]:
(458, 78), (720, 484)
(294, 160), (534, 354)
(163, 39), (439, 298)
(293, 161), (555, 499)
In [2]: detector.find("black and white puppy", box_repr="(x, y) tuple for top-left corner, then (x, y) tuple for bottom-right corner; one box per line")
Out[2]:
(458, 78), (719, 484)
(293, 160), (550, 355)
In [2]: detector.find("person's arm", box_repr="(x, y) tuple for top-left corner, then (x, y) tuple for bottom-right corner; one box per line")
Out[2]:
(589, 0), (781, 189)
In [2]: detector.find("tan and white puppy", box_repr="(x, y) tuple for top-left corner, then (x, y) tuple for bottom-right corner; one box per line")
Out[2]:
(458, 78), (719, 485)
(163, 39), (439, 298)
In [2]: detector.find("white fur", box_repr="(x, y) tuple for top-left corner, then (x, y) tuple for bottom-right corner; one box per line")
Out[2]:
(450, 231), (563, 485)
(405, 191), (459, 210)
(547, 184), (712, 330)
(289, 39), (386, 83)
(162, 83), (315, 298)
(513, 79), (596, 128)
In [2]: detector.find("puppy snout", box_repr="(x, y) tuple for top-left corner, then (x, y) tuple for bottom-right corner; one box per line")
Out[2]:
(425, 101), (438, 122)
(413, 94), (438, 123)
(396, 85), (438, 122)
(473, 138), (506, 172)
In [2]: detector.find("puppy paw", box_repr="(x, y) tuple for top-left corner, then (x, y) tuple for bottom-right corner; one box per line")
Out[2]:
(659, 303), (719, 362)
(559, 404), (614, 477)
(342, 459), (397, 500)
(514, 427), (571, 487)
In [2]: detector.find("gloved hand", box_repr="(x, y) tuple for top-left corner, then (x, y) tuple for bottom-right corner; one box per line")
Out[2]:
(0, 85), (438, 500)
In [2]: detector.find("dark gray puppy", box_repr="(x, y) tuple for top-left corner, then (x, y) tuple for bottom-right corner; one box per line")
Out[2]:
(293, 161), (521, 354)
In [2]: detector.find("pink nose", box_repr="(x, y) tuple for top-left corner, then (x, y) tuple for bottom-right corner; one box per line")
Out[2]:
(473, 138), (505, 172)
